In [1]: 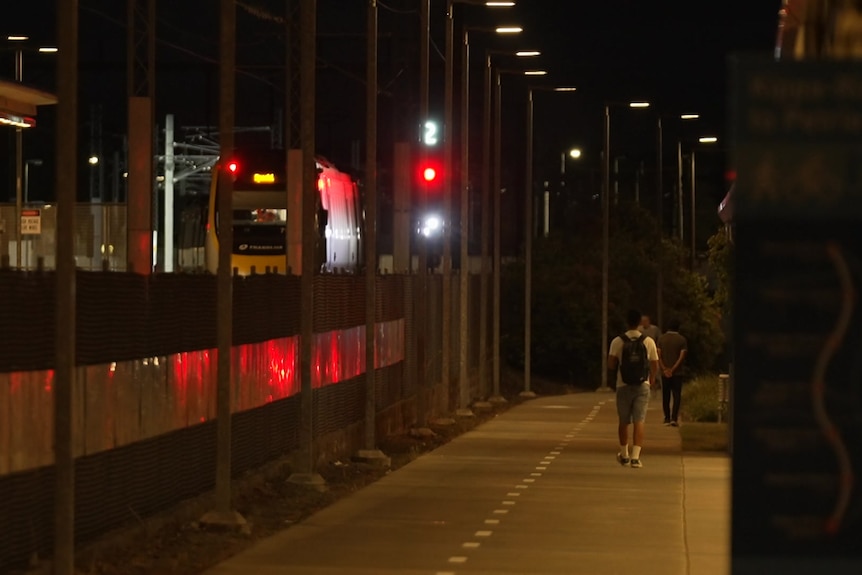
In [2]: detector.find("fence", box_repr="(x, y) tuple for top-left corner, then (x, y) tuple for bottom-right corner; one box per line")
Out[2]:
(0, 269), (489, 570)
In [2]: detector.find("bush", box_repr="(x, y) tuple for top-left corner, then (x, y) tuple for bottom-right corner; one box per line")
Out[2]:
(681, 373), (722, 422)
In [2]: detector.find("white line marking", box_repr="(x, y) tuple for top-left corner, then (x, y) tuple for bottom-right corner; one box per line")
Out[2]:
(536, 466), (547, 470)
(507, 492), (520, 496)
(530, 472), (542, 477)
(516, 484), (528, 489)
(463, 542), (480, 549)
(523, 478), (536, 483)
(493, 509), (509, 514)
(448, 556), (468, 564)
(485, 519), (501, 524)
(475, 530), (493, 537)
(550, 451), (561, 455)
(544, 456), (556, 460)
(502, 500), (516, 505)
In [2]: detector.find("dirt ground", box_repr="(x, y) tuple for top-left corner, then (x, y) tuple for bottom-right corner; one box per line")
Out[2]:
(17, 374), (579, 575)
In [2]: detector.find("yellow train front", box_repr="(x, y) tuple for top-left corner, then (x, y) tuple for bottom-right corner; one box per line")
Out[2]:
(205, 151), (361, 275)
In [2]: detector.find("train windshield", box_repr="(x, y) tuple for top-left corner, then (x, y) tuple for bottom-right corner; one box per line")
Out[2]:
(216, 187), (288, 256)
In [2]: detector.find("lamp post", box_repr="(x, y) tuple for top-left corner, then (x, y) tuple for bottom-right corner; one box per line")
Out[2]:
(523, 84), (576, 397)
(678, 135), (719, 269)
(479, 49), (537, 404)
(656, 112), (699, 329)
(488, 67), (544, 401)
(458, 25), (521, 416)
(444, 0), (514, 414)
(599, 101), (650, 393)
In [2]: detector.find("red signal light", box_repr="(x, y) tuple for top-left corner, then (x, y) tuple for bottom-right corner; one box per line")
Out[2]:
(422, 166), (437, 183)
(227, 160), (239, 174)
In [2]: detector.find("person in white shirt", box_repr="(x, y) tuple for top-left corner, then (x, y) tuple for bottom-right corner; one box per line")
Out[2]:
(608, 309), (659, 468)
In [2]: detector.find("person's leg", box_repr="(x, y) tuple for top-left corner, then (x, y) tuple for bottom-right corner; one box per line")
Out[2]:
(630, 385), (650, 466)
(662, 378), (672, 422)
(616, 387), (633, 463)
(671, 376), (683, 423)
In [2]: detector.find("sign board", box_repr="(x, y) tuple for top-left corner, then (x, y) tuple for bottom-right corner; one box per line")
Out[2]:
(21, 209), (41, 235)
(731, 57), (862, 574)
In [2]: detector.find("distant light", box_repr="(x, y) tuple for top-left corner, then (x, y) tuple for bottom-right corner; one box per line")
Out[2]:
(699, 136), (718, 143)
(88, 156), (99, 165)
(227, 160), (239, 174)
(553, 87), (577, 92)
(423, 166), (438, 182)
(7, 35), (29, 41)
(495, 27), (523, 34)
(680, 113), (699, 120)
(629, 101), (650, 108)
(524, 70), (547, 76)
(485, 1), (515, 6)
(38, 47), (58, 53)
(569, 148), (582, 159)
(516, 50), (540, 57)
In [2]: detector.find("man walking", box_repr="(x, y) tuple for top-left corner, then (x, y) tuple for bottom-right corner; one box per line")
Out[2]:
(608, 309), (659, 468)
(657, 319), (688, 426)
(639, 314), (662, 396)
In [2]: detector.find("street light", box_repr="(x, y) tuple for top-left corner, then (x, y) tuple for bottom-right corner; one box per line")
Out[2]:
(599, 100), (650, 393)
(444, 0), (515, 415)
(656, 111), (700, 329)
(679, 135), (719, 269)
(524, 84), (578, 397)
(480, 48), (539, 403)
(459, 24), (522, 415)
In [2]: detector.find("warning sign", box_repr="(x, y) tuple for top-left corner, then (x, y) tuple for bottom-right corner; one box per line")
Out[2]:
(21, 209), (41, 235)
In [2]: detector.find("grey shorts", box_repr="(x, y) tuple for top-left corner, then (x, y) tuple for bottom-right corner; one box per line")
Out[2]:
(616, 383), (650, 423)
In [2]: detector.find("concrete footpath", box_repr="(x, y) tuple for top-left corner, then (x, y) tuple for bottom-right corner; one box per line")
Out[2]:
(205, 392), (730, 575)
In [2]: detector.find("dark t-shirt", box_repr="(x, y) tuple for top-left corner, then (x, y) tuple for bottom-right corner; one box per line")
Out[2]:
(657, 331), (687, 373)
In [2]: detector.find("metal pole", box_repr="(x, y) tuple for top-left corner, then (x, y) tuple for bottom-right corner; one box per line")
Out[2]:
(656, 117), (663, 329)
(491, 69), (503, 402)
(15, 49), (23, 269)
(54, 1), (78, 571)
(690, 150), (696, 270)
(416, 0), (430, 426)
(364, 0), (379, 450)
(479, 53), (491, 401)
(164, 114), (175, 272)
(522, 89), (534, 397)
(215, 0), (236, 515)
(599, 104), (611, 392)
(457, 27), (471, 415)
(677, 140), (684, 243)
(442, 0), (454, 412)
(291, 0), (325, 487)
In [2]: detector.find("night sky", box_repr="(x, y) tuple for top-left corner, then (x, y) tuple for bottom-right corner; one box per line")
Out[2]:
(1, 0), (780, 220)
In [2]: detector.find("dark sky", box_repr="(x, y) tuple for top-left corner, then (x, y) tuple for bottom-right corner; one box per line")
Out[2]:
(1, 0), (781, 205)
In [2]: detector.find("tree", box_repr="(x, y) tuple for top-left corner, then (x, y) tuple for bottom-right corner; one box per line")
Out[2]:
(501, 204), (725, 386)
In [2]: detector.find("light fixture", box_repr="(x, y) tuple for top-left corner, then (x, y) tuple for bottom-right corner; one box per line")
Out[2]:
(7, 35), (29, 41)
(38, 47), (58, 53)
(495, 26), (523, 34)
(485, 1), (515, 6)
(699, 136), (718, 143)
(515, 50), (540, 57)
(553, 87), (577, 92)
(88, 156), (99, 165)
(680, 113), (699, 120)
(569, 148), (582, 159)
(524, 70), (547, 76)
(629, 101), (650, 108)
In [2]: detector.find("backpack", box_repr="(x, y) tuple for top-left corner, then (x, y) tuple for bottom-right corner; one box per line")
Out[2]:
(619, 333), (648, 385)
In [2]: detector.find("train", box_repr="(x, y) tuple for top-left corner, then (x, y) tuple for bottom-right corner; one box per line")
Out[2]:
(204, 149), (362, 275)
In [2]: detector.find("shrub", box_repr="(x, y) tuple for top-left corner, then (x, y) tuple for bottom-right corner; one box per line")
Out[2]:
(681, 373), (722, 422)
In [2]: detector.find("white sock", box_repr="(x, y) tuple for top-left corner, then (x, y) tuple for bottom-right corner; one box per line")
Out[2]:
(619, 444), (629, 458)
(631, 446), (642, 460)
